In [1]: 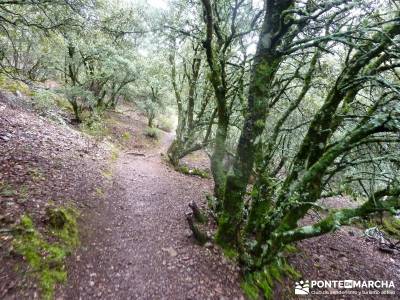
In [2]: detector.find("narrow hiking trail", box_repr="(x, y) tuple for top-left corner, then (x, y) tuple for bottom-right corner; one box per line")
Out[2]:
(64, 128), (244, 299)
(3, 101), (398, 300)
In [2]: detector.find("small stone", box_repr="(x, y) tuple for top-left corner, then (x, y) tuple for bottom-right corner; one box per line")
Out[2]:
(89, 281), (95, 287)
(204, 242), (213, 248)
(162, 247), (178, 257)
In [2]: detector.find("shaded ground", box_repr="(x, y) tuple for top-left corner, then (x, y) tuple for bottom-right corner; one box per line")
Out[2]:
(1, 90), (399, 299)
(63, 109), (244, 299)
(276, 197), (400, 299)
(0, 91), (110, 299)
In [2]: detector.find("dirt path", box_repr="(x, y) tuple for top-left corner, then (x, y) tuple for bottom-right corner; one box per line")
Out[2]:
(64, 132), (244, 299)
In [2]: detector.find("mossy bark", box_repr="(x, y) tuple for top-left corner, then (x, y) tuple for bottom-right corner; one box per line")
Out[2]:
(216, 0), (294, 248)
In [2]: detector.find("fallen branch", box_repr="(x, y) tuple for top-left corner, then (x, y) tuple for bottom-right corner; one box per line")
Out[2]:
(125, 152), (146, 157)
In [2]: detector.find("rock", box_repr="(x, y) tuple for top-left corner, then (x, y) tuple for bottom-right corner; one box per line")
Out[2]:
(0, 133), (12, 141)
(162, 247), (178, 257)
(204, 242), (213, 248)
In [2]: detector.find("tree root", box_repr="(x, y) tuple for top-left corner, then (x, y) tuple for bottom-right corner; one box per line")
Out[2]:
(189, 201), (207, 223)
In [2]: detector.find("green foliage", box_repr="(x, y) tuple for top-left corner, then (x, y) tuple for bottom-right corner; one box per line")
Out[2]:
(95, 187), (104, 198)
(13, 209), (78, 300)
(241, 258), (300, 300)
(0, 181), (29, 202)
(382, 216), (400, 239)
(31, 90), (57, 113)
(0, 75), (32, 95)
(18, 185), (29, 203)
(157, 116), (174, 133)
(144, 127), (160, 139)
(101, 169), (113, 180)
(222, 247), (239, 260)
(206, 194), (219, 212)
(121, 131), (131, 143)
(79, 112), (109, 138)
(241, 275), (260, 300)
(30, 89), (72, 115)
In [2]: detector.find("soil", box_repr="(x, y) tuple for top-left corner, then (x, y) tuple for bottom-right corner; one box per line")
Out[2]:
(275, 197), (400, 299)
(62, 113), (244, 299)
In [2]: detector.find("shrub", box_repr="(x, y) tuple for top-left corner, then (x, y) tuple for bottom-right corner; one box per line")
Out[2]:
(144, 127), (160, 139)
(157, 115), (174, 132)
(79, 112), (108, 138)
(31, 90), (57, 113)
(0, 75), (32, 95)
(382, 216), (400, 239)
(121, 131), (131, 143)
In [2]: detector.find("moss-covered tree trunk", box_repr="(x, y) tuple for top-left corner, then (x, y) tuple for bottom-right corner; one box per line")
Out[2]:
(167, 46), (210, 167)
(216, 0), (294, 248)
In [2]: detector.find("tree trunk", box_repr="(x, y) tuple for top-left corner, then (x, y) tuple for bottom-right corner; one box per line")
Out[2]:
(167, 139), (183, 167)
(216, 0), (294, 248)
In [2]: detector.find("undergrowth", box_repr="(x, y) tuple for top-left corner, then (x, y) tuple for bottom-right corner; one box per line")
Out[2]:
(12, 207), (79, 300)
(144, 127), (160, 139)
(177, 165), (210, 178)
(79, 112), (109, 139)
(241, 255), (300, 300)
(0, 75), (32, 95)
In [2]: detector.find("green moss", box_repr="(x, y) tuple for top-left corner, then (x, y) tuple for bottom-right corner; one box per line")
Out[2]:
(177, 165), (210, 178)
(215, 213), (240, 249)
(222, 247), (239, 260)
(240, 257), (300, 300)
(121, 131), (131, 143)
(18, 185), (29, 203)
(382, 216), (400, 239)
(0, 181), (17, 197)
(0, 75), (32, 95)
(13, 209), (79, 299)
(95, 187), (104, 198)
(241, 276), (260, 300)
(47, 207), (79, 248)
(55, 96), (73, 112)
(102, 170), (113, 179)
(110, 147), (119, 162)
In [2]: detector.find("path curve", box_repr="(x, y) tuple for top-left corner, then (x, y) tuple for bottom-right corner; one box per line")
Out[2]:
(64, 132), (244, 299)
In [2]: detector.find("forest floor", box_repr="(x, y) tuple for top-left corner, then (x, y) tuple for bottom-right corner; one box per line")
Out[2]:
(1, 89), (399, 299)
(0, 92), (243, 300)
(62, 108), (244, 299)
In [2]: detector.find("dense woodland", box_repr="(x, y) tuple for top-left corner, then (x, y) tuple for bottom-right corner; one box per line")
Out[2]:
(1, 0), (400, 299)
